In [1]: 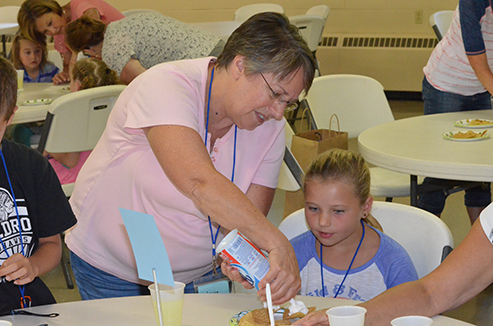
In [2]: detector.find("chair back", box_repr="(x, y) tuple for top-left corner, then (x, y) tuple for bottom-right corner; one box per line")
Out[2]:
(37, 85), (126, 154)
(279, 201), (454, 279)
(289, 15), (326, 52)
(0, 6), (20, 35)
(234, 3), (284, 22)
(371, 201), (454, 278)
(429, 10), (454, 41)
(305, 74), (394, 138)
(278, 121), (302, 191)
(306, 5), (330, 20)
(122, 9), (162, 17)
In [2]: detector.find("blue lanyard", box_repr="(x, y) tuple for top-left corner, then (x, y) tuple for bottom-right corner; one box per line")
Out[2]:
(320, 219), (365, 298)
(204, 67), (238, 276)
(0, 147), (28, 307)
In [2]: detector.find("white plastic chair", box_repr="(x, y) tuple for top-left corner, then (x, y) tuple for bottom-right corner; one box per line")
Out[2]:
(429, 10), (454, 41)
(122, 9), (162, 17)
(234, 4), (284, 22)
(304, 74), (422, 201)
(289, 15), (326, 53)
(306, 5), (330, 20)
(279, 201), (454, 278)
(37, 85), (126, 197)
(0, 6), (20, 57)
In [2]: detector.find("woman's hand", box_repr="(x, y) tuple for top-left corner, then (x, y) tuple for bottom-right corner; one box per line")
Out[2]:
(220, 258), (254, 290)
(293, 310), (329, 326)
(257, 244), (301, 305)
(0, 253), (38, 285)
(53, 71), (70, 85)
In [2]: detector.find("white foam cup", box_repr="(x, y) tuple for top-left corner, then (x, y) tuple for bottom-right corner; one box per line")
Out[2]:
(148, 281), (185, 326)
(0, 321), (13, 326)
(326, 306), (367, 326)
(391, 316), (433, 326)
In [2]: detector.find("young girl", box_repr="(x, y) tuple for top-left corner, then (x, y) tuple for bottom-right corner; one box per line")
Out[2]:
(11, 33), (59, 83)
(290, 148), (417, 301)
(45, 58), (120, 184)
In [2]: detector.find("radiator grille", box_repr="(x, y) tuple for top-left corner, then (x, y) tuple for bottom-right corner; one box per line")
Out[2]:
(321, 36), (438, 48)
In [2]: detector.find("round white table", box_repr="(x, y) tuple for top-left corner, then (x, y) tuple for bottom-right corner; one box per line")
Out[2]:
(0, 293), (475, 325)
(358, 110), (493, 205)
(15, 83), (68, 124)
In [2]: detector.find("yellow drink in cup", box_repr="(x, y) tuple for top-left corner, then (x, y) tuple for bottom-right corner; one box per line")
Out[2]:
(152, 298), (183, 326)
(149, 281), (185, 326)
(16, 70), (24, 90)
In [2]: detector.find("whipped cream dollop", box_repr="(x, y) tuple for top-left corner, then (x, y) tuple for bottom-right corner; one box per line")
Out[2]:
(263, 302), (280, 311)
(288, 298), (309, 315)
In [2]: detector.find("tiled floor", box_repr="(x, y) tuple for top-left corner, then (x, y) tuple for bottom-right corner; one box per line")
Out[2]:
(41, 98), (493, 325)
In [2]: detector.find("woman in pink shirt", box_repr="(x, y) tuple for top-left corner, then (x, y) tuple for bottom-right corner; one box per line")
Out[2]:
(66, 13), (316, 303)
(17, 0), (124, 85)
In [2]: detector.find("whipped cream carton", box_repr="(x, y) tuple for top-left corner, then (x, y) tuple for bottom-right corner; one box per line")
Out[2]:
(217, 229), (270, 290)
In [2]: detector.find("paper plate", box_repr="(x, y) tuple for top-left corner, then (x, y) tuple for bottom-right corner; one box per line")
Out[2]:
(454, 119), (493, 129)
(442, 131), (490, 141)
(230, 309), (288, 326)
(20, 98), (54, 106)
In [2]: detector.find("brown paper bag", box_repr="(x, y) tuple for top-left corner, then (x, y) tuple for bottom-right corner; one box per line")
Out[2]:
(283, 114), (349, 217)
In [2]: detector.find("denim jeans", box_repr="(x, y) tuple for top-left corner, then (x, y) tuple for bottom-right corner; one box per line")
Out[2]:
(418, 77), (492, 214)
(70, 251), (150, 300)
(422, 76), (492, 115)
(70, 251), (215, 299)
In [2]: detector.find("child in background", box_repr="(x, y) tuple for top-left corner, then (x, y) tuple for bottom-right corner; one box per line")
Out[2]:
(11, 33), (59, 83)
(0, 57), (76, 313)
(291, 148), (417, 301)
(45, 58), (120, 185)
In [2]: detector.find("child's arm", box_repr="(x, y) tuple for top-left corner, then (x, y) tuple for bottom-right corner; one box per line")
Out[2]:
(0, 235), (62, 285)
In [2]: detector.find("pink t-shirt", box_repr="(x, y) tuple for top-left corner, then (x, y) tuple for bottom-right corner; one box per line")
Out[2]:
(49, 150), (92, 184)
(66, 57), (286, 285)
(54, 0), (124, 54)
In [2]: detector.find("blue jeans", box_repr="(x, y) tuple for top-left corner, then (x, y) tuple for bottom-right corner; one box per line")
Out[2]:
(418, 77), (492, 214)
(70, 251), (215, 299)
(70, 251), (150, 300)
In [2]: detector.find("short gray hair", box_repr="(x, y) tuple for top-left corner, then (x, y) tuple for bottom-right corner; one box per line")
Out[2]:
(216, 12), (316, 92)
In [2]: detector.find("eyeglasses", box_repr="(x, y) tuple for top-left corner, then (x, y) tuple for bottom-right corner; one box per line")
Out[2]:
(259, 73), (299, 112)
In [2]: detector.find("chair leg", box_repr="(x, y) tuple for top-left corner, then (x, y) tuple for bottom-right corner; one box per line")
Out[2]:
(60, 253), (74, 289)
(60, 233), (74, 289)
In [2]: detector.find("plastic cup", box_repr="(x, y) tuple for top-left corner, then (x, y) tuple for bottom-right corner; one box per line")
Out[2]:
(391, 316), (433, 326)
(148, 281), (185, 326)
(0, 321), (13, 326)
(16, 70), (23, 91)
(326, 306), (367, 326)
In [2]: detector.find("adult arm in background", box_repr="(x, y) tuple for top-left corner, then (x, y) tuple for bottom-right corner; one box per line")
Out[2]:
(294, 219), (493, 326)
(144, 125), (300, 304)
(120, 59), (147, 85)
(468, 53), (493, 95)
(0, 235), (62, 285)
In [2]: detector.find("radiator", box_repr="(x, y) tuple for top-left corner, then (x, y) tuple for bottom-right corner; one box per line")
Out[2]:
(316, 35), (438, 92)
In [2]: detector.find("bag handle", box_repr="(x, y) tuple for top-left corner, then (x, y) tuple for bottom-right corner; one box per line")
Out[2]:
(328, 114), (341, 138)
(299, 108), (312, 133)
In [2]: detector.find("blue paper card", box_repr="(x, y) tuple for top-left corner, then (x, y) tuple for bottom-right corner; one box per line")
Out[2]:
(119, 208), (174, 286)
